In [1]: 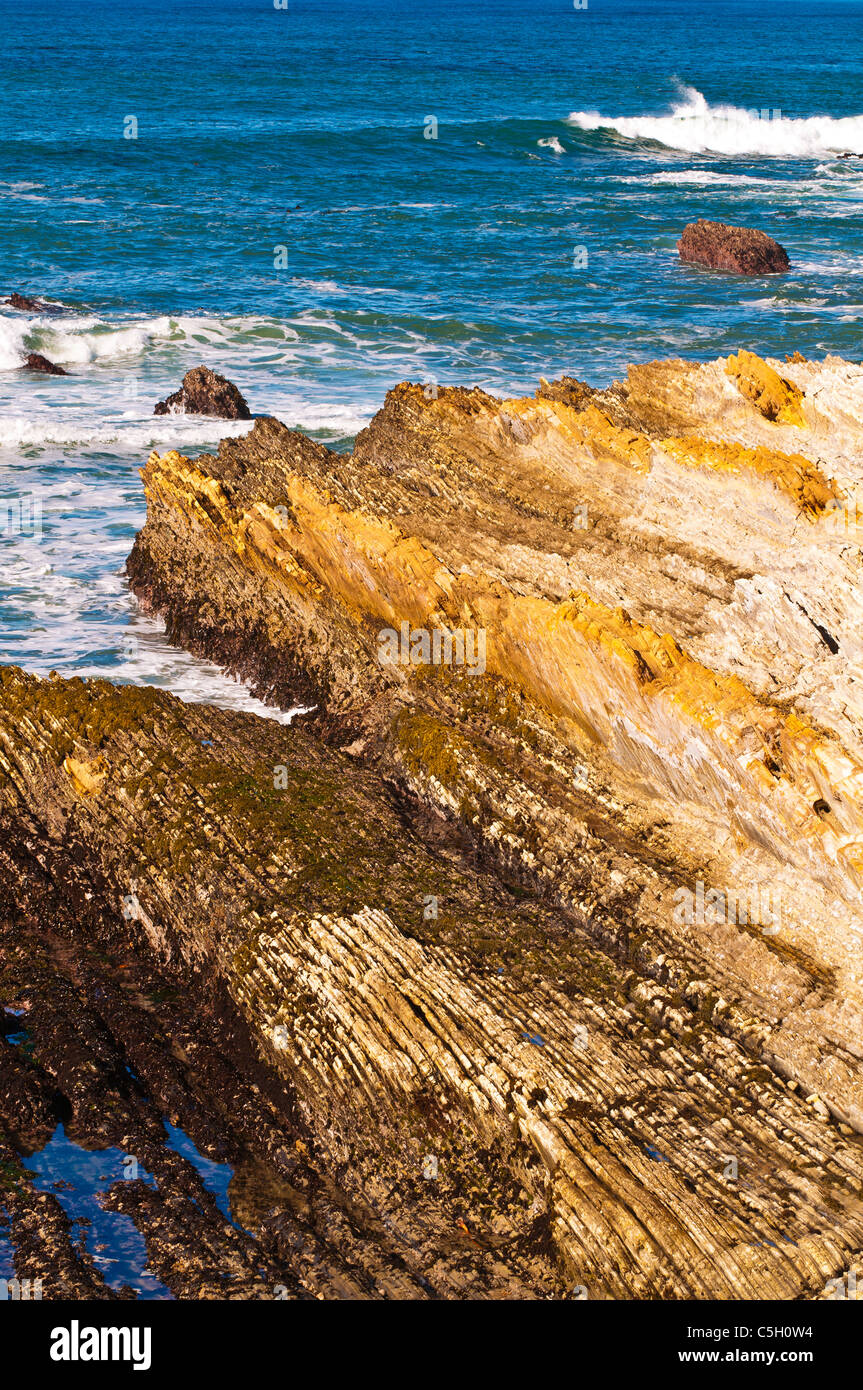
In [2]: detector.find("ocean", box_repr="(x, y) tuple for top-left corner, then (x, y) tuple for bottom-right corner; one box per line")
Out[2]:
(1, 0), (862, 710)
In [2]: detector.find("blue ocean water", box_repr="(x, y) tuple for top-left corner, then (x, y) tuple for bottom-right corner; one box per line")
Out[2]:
(1, 0), (862, 703)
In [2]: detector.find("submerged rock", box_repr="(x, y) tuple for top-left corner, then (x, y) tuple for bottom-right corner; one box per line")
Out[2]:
(678, 219), (790, 274)
(154, 365), (251, 419)
(4, 292), (60, 313)
(22, 352), (67, 375)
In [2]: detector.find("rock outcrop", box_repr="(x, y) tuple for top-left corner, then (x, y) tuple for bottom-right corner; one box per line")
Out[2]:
(22, 352), (67, 376)
(3, 664), (863, 1300)
(6, 346), (863, 1300)
(154, 366), (251, 420)
(678, 220), (790, 274)
(128, 350), (863, 1147)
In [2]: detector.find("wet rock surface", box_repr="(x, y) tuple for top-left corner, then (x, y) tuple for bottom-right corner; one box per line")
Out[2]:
(678, 220), (790, 274)
(4, 293), (61, 313)
(0, 671), (567, 1299)
(1, 645), (863, 1299)
(154, 366), (251, 420)
(22, 352), (67, 376)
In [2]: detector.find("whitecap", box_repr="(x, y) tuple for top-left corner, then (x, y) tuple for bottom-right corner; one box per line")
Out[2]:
(0, 317), (27, 371)
(644, 169), (775, 186)
(568, 84), (863, 158)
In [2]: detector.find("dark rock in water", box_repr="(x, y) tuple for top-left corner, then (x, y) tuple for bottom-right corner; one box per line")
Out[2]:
(5, 292), (61, 313)
(678, 219), (790, 275)
(23, 352), (67, 375)
(154, 365), (251, 419)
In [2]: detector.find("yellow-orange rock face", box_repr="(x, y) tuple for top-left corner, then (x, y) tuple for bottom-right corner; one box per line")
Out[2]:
(120, 349), (863, 1297)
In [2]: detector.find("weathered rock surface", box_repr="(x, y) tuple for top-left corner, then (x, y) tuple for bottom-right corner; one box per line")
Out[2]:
(6, 345), (863, 1299)
(678, 220), (790, 274)
(154, 366), (251, 420)
(2, 665), (863, 1300)
(0, 671), (563, 1299)
(22, 352), (67, 376)
(127, 349), (863, 1153)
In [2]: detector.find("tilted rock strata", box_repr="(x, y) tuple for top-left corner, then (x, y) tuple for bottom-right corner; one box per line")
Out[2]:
(2, 667), (863, 1299)
(127, 351), (863, 1136)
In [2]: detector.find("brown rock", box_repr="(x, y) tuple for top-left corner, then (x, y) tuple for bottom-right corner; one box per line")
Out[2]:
(5, 663), (863, 1299)
(22, 352), (67, 376)
(5, 292), (57, 312)
(678, 219), (790, 275)
(128, 352), (863, 1153)
(154, 365), (251, 419)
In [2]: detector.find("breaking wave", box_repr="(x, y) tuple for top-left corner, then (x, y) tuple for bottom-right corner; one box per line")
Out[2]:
(0, 312), (172, 371)
(567, 85), (863, 158)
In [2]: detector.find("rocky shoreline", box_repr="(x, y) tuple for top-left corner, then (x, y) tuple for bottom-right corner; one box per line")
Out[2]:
(4, 348), (863, 1299)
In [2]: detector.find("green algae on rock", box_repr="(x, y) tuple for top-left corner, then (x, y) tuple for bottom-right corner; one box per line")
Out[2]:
(2, 666), (863, 1299)
(127, 354), (863, 1142)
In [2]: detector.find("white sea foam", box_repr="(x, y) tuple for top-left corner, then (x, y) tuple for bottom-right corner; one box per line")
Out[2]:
(0, 396), (372, 451)
(568, 85), (863, 158)
(0, 312), (175, 371)
(0, 318), (27, 371)
(0, 414), (256, 452)
(643, 169), (774, 186)
(0, 310), (321, 374)
(290, 278), (345, 294)
(37, 322), (158, 365)
(538, 137), (565, 153)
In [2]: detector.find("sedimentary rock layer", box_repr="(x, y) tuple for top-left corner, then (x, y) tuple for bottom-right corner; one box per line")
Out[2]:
(127, 351), (863, 1144)
(2, 666), (863, 1299)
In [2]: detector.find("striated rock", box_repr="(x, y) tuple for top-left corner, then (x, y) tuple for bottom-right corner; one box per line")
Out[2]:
(678, 219), (790, 275)
(725, 349), (807, 426)
(22, 352), (67, 376)
(7, 344), (863, 1300)
(3, 665), (863, 1299)
(128, 349), (863, 1158)
(154, 365), (251, 420)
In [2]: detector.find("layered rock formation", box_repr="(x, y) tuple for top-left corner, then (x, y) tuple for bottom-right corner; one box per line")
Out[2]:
(2, 665), (863, 1300)
(127, 351), (863, 1143)
(678, 220), (790, 274)
(5, 346), (863, 1299)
